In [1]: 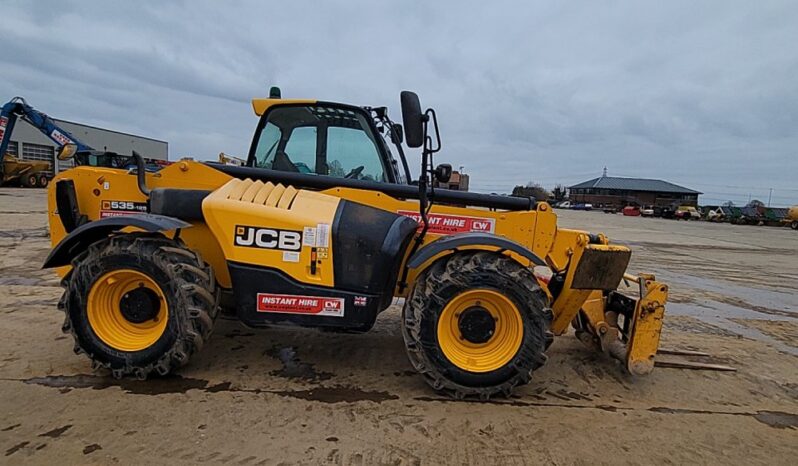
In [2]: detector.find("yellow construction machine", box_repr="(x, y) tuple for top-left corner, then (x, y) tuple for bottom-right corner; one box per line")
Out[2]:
(43, 89), (668, 398)
(785, 205), (798, 230)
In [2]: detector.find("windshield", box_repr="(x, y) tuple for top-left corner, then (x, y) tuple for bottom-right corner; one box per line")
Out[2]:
(252, 105), (389, 182)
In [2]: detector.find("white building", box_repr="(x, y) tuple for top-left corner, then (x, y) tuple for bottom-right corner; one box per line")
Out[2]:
(6, 118), (168, 176)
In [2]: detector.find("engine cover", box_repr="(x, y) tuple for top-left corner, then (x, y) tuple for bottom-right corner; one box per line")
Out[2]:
(203, 178), (417, 330)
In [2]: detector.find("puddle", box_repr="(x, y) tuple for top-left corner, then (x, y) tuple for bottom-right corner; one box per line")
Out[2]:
(275, 385), (398, 404)
(23, 374), (231, 395)
(267, 346), (332, 381)
(653, 270), (798, 355)
(656, 270), (797, 314)
(21, 373), (395, 404)
(649, 406), (797, 430)
(753, 410), (798, 430)
(5, 441), (29, 457)
(83, 444), (102, 455)
(668, 303), (798, 356)
(39, 424), (72, 438)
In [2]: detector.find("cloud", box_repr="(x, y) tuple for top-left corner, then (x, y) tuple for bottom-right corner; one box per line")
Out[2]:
(2, 0), (797, 204)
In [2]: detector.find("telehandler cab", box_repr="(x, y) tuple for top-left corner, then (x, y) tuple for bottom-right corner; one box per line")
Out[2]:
(43, 89), (668, 398)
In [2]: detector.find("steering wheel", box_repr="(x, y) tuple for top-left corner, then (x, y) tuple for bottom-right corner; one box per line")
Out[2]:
(344, 165), (365, 179)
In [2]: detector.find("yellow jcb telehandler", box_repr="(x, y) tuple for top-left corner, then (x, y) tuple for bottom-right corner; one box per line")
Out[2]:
(43, 89), (668, 398)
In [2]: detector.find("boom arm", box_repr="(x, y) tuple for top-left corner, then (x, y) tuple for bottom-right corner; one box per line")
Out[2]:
(0, 97), (93, 171)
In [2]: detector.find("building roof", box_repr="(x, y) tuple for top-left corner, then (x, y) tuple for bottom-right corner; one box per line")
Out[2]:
(55, 118), (168, 145)
(569, 176), (701, 194)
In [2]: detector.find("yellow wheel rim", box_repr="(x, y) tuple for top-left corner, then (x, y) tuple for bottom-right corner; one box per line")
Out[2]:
(437, 289), (524, 373)
(87, 269), (168, 352)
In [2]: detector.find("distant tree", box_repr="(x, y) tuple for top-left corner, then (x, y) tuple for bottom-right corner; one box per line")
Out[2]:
(327, 160), (345, 177)
(552, 184), (567, 202)
(723, 200), (735, 207)
(511, 182), (550, 201)
(747, 199), (765, 208)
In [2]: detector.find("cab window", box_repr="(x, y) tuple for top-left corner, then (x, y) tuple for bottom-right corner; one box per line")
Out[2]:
(283, 127), (317, 174)
(251, 105), (388, 181)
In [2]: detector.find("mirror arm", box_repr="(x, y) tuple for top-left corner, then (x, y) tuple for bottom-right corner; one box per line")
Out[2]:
(425, 109), (442, 154)
(394, 138), (412, 184)
(385, 116), (412, 184)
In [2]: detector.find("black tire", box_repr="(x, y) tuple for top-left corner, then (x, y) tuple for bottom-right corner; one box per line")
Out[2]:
(59, 233), (219, 378)
(791, 221), (798, 230)
(22, 174), (37, 188)
(402, 251), (552, 399)
(37, 175), (49, 188)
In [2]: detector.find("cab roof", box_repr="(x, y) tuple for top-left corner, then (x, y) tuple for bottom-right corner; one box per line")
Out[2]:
(251, 99), (316, 116)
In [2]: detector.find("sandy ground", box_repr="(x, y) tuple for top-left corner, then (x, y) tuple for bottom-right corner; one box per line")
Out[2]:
(0, 187), (796, 465)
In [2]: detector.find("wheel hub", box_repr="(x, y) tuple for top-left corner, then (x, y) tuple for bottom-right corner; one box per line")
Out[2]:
(119, 287), (161, 323)
(457, 306), (496, 344)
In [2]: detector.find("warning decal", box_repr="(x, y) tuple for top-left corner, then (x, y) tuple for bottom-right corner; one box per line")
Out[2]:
(256, 293), (345, 317)
(397, 210), (496, 235)
(0, 116), (8, 142)
(50, 129), (73, 146)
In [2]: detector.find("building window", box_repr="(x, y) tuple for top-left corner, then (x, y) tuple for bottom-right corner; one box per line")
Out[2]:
(21, 143), (55, 176)
(6, 141), (18, 156)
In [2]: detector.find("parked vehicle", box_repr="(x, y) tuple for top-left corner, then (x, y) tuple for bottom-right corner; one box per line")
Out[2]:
(675, 206), (700, 220)
(623, 206), (641, 216)
(707, 208), (725, 222)
(572, 203), (593, 211)
(784, 205), (798, 230)
(0, 97), (87, 187)
(657, 206), (676, 219)
(554, 200), (571, 209)
(0, 153), (50, 187)
(640, 206), (655, 217)
(1, 96), (167, 186)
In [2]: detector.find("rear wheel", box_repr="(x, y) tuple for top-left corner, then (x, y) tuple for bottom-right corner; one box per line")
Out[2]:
(791, 221), (798, 230)
(37, 175), (49, 188)
(402, 252), (551, 399)
(59, 233), (219, 378)
(22, 174), (37, 188)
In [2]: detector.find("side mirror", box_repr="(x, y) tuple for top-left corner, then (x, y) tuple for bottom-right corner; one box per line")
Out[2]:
(400, 91), (424, 148)
(434, 163), (452, 183)
(390, 123), (403, 144)
(57, 143), (77, 161)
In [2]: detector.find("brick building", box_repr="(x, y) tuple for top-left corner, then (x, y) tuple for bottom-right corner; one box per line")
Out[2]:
(569, 176), (700, 208)
(435, 170), (470, 191)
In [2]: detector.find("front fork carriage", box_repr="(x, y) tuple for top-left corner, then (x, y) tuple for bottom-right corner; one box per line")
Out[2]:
(573, 274), (668, 375)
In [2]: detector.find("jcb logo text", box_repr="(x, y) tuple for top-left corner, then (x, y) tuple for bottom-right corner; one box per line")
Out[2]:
(234, 225), (302, 251)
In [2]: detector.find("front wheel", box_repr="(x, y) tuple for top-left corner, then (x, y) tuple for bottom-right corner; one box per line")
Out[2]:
(60, 233), (219, 378)
(791, 221), (798, 230)
(402, 252), (552, 399)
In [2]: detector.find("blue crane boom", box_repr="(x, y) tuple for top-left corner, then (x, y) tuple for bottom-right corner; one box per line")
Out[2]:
(0, 97), (93, 173)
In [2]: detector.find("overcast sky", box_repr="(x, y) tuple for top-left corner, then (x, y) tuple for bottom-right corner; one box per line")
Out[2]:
(2, 1), (797, 205)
